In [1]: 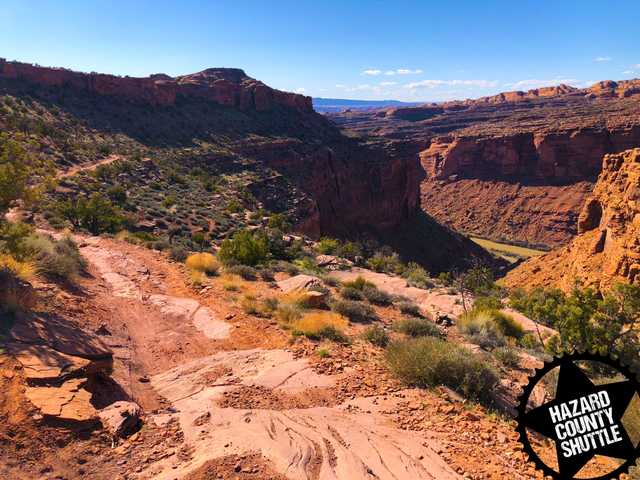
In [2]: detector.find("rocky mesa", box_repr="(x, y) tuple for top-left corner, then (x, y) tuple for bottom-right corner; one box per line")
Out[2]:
(0, 59), (312, 112)
(503, 148), (640, 291)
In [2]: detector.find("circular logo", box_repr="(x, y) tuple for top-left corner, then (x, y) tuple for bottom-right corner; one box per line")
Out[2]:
(516, 353), (640, 479)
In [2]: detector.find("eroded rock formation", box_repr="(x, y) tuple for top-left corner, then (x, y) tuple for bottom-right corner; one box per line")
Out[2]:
(331, 79), (640, 247)
(0, 59), (312, 112)
(503, 148), (640, 291)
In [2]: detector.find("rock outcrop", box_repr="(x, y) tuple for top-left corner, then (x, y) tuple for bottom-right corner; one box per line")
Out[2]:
(0, 59), (312, 112)
(503, 148), (640, 291)
(330, 78), (640, 248)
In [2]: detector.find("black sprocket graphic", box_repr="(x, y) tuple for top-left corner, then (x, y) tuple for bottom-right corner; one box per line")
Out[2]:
(515, 352), (640, 480)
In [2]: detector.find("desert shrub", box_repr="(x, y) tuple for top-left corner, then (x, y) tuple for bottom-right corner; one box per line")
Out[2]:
(316, 237), (340, 255)
(362, 325), (390, 347)
(459, 308), (523, 340)
(276, 303), (303, 324)
(189, 269), (205, 286)
(0, 221), (34, 259)
(317, 348), (331, 358)
(152, 240), (170, 251)
(280, 291), (317, 310)
(493, 347), (520, 368)
(342, 276), (375, 291)
(240, 294), (259, 315)
(58, 193), (125, 234)
(458, 309), (507, 350)
(185, 253), (220, 276)
(292, 311), (349, 343)
(519, 333), (543, 351)
(169, 246), (188, 262)
(320, 275), (341, 288)
(226, 264), (258, 281)
(271, 260), (299, 276)
(394, 318), (442, 338)
(218, 230), (269, 266)
(340, 286), (364, 301)
(366, 252), (403, 274)
(294, 256), (322, 274)
(22, 234), (86, 281)
(473, 295), (503, 311)
(0, 254), (37, 282)
(438, 271), (453, 286)
(267, 213), (290, 232)
(361, 286), (392, 306)
(397, 301), (421, 317)
(385, 337), (499, 402)
(402, 262), (432, 289)
(261, 297), (279, 314)
(336, 241), (362, 261)
(259, 268), (275, 281)
(331, 299), (377, 323)
(491, 310), (524, 339)
(0, 267), (36, 315)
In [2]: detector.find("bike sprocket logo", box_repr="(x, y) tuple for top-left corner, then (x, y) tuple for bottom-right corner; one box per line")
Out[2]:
(516, 353), (640, 479)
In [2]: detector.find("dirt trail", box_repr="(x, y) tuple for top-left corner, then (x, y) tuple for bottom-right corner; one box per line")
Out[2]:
(57, 154), (122, 179)
(72, 237), (461, 479)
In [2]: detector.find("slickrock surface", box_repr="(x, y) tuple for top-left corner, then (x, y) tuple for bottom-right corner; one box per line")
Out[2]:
(330, 79), (640, 247)
(504, 148), (640, 291)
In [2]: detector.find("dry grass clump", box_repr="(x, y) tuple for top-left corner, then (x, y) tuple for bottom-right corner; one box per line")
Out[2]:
(0, 254), (37, 282)
(292, 311), (349, 343)
(0, 267), (36, 314)
(186, 252), (220, 275)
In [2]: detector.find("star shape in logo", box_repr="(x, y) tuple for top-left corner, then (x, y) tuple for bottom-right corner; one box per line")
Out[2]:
(521, 360), (637, 479)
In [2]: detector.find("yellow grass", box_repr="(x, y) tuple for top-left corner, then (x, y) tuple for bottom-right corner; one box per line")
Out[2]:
(0, 254), (38, 282)
(186, 253), (220, 275)
(293, 311), (348, 336)
(470, 237), (546, 263)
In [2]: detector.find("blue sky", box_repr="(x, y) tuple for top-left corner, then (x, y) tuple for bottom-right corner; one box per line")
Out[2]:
(1, 0), (639, 101)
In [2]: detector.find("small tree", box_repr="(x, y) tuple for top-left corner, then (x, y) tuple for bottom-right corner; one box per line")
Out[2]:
(218, 229), (269, 266)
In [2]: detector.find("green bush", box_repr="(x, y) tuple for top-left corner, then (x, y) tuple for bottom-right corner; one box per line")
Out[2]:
(218, 230), (269, 266)
(58, 193), (125, 234)
(493, 346), (520, 368)
(366, 252), (403, 274)
(340, 286), (364, 301)
(22, 234), (86, 281)
(226, 264), (258, 281)
(397, 301), (421, 317)
(316, 237), (340, 255)
(458, 308), (523, 340)
(457, 309), (507, 350)
(394, 318), (442, 338)
(402, 262), (432, 289)
(361, 286), (392, 306)
(169, 246), (188, 262)
(331, 299), (378, 323)
(362, 325), (390, 347)
(343, 276), (376, 291)
(473, 296), (503, 311)
(385, 337), (499, 402)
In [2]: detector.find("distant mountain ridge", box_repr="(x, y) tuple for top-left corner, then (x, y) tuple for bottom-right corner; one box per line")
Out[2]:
(313, 97), (419, 113)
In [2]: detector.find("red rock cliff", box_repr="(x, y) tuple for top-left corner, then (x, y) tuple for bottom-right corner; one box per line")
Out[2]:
(0, 59), (312, 112)
(503, 148), (640, 291)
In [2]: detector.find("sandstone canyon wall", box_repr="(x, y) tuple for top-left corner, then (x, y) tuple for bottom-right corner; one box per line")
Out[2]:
(503, 148), (640, 291)
(331, 81), (640, 248)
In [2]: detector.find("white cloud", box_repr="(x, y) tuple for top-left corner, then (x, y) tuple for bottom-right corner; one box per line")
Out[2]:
(405, 79), (498, 89)
(634, 64), (640, 69)
(623, 70), (635, 75)
(384, 68), (423, 76)
(379, 81), (397, 86)
(361, 69), (382, 76)
(594, 56), (612, 62)
(294, 87), (306, 94)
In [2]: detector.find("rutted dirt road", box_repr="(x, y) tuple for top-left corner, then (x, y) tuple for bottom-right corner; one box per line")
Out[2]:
(73, 236), (461, 479)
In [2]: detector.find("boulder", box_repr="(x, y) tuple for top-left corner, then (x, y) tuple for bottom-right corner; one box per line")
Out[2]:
(98, 401), (142, 438)
(315, 255), (353, 270)
(276, 274), (328, 308)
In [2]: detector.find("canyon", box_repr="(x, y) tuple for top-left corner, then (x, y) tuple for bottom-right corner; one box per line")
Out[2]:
(504, 148), (640, 291)
(331, 80), (640, 248)
(0, 60), (492, 271)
